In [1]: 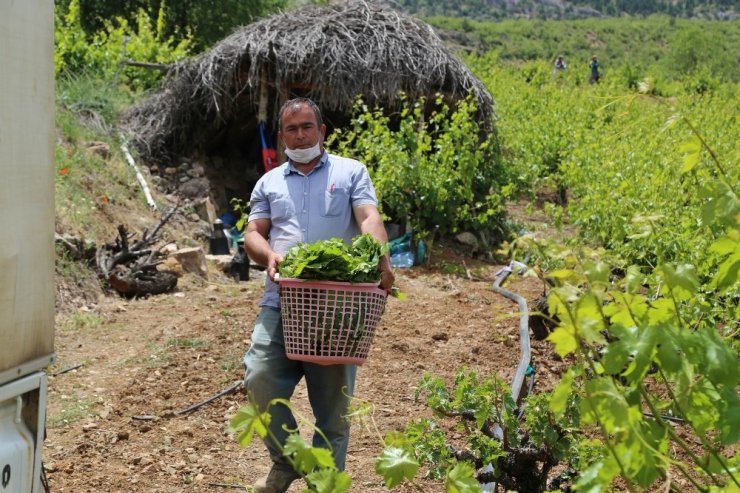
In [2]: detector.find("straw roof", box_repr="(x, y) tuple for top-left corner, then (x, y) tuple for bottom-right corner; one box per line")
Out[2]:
(122, 0), (494, 162)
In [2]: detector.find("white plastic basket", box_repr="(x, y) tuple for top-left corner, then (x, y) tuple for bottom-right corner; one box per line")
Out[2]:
(278, 278), (387, 365)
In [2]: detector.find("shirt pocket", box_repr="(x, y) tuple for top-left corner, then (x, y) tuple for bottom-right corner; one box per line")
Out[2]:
(323, 187), (350, 217)
(270, 197), (293, 221)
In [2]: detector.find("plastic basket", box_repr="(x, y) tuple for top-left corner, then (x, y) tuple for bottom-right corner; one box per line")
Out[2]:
(278, 278), (387, 365)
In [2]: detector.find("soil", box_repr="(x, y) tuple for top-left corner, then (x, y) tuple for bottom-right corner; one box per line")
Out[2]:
(46, 235), (570, 493)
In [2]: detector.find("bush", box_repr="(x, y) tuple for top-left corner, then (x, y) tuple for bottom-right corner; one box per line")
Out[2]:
(55, 0), (192, 91)
(328, 96), (512, 243)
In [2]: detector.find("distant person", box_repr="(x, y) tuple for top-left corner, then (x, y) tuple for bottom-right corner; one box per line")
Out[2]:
(553, 55), (567, 74)
(589, 56), (601, 84)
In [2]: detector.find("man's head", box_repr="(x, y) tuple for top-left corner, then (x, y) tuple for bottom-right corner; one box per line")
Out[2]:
(277, 98), (327, 165)
(278, 98), (323, 131)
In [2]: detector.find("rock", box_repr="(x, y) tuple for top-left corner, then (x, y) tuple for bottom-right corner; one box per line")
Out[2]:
(171, 247), (208, 278)
(432, 332), (449, 341)
(455, 232), (479, 250)
(206, 254), (233, 272)
(179, 178), (210, 199)
(192, 196), (217, 224)
(164, 167), (178, 176)
(187, 164), (205, 178)
(160, 243), (178, 255)
(82, 423), (98, 432)
(158, 257), (184, 277)
(87, 141), (110, 159)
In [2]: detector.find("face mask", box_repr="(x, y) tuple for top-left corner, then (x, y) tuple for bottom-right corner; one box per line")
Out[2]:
(285, 141), (322, 164)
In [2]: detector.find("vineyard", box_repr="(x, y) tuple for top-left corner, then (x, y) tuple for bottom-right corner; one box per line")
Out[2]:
(50, 2), (739, 492)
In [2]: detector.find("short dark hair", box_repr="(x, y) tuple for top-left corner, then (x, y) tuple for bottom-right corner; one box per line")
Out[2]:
(278, 98), (323, 130)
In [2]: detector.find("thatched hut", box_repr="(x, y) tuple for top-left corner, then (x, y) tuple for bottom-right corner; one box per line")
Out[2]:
(122, 0), (494, 214)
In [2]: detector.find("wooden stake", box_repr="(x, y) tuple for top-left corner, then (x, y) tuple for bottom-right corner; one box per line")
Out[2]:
(120, 139), (157, 210)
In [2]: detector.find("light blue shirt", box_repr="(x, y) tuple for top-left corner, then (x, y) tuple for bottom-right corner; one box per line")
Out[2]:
(248, 152), (379, 308)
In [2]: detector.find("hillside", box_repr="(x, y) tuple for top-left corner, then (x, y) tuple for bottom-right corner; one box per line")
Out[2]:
(381, 0), (738, 20)
(428, 15), (740, 82)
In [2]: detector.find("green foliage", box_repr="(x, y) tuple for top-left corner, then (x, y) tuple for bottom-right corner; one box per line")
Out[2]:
(374, 447), (419, 488)
(406, 370), (583, 490)
(470, 52), (739, 279)
(328, 96), (511, 241)
(434, 16), (740, 82)
(278, 234), (387, 283)
(390, 0), (737, 20)
(230, 398), (415, 491)
(541, 254), (739, 489)
(524, 145), (740, 490)
(55, 0), (192, 90)
(56, 0), (289, 51)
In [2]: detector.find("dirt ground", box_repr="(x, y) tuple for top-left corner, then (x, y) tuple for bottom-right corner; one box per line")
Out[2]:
(45, 241), (569, 492)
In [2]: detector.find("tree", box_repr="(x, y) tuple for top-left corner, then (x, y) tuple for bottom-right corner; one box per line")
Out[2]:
(55, 0), (288, 50)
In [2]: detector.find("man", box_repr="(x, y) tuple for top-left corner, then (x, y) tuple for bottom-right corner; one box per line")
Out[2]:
(553, 55), (566, 73)
(243, 97), (394, 492)
(589, 56), (601, 84)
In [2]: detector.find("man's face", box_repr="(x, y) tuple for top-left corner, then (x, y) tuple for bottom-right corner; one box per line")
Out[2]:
(279, 104), (326, 151)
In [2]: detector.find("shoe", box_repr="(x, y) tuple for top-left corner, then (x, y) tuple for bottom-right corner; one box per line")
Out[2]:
(253, 462), (300, 493)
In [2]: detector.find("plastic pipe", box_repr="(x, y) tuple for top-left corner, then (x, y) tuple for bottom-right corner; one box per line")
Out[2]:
(480, 261), (532, 492)
(492, 261), (531, 404)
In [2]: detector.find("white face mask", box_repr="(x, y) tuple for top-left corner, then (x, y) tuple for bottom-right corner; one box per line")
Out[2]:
(285, 141), (322, 164)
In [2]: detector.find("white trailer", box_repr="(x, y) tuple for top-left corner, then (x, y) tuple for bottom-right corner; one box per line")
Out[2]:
(0, 1), (55, 492)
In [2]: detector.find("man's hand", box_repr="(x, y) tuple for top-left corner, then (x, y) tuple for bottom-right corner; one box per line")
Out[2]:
(378, 254), (394, 293)
(379, 266), (395, 293)
(266, 252), (283, 282)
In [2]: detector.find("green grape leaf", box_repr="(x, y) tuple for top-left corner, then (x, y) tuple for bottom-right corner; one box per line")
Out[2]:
(550, 368), (574, 419)
(658, 264), (699, 302)
(283, 435), (336, 475)
(712, 250), (740, 292)
(445, 462), (481, 493)
(227, 403), (271, 448)
(548, 325), (578, 358)
(622, 325), (658, 383)
(375, 446), (419, 488)
(305, 469), (352, 493)
(678, 136), (702, 174)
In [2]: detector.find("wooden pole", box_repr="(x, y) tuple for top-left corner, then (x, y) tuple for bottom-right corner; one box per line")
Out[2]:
(257, 78), (268, 123)
(120, 140), (157, 210)
(277, 85), (288, 165)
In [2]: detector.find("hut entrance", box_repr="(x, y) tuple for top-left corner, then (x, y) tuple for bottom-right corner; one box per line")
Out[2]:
(184, 105), (351, 224)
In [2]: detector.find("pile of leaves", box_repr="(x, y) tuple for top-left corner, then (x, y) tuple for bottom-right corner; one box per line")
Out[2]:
(278, 234), (387, 283)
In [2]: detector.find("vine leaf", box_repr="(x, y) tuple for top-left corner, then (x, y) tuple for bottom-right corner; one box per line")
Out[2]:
(375, 446), (419, 488)
(679, 135), (702, 173)
(549, 368), (574, 419)
(305, 469), (352, 493)
(284, 434), (335, 475)
(227, 403), (271, 448)
(445, 462), (481, 493)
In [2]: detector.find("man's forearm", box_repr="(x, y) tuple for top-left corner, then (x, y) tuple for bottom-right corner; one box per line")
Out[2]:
(244, 230), (273, 266)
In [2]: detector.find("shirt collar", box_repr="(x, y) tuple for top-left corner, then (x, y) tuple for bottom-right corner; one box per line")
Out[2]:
(283, 151), (329, 176)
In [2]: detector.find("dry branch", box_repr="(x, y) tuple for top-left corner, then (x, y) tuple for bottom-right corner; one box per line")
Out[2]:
(96, 206), (179, 297)
(119, 60), (172, 72)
